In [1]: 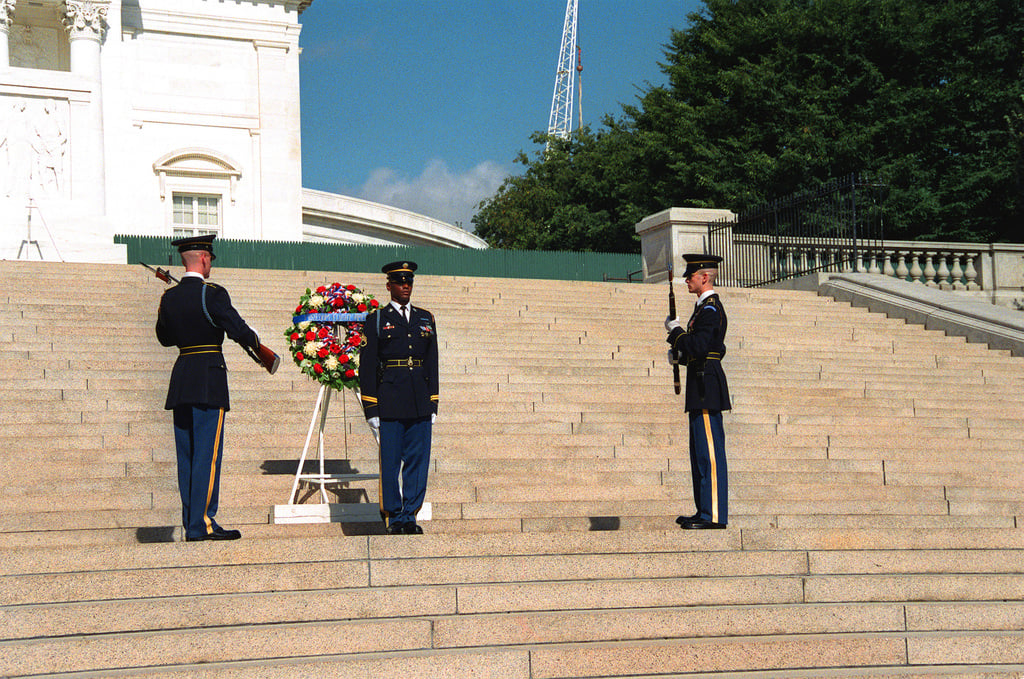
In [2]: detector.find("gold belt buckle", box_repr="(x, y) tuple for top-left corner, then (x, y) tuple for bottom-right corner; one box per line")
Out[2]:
(407, 357), (414, 367)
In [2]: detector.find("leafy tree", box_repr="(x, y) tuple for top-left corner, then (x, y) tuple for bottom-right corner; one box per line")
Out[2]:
(473, 0), (1024, 250)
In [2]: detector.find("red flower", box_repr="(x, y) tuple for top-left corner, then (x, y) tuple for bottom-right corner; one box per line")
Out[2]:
(330, 343), (342, 354)
(348, 333), (362, 346)
(344, 369), (355, 379)
(346, 285), (356, 291)
(296, 352), (305, 361)
(314, 363), (324, 375)
(316, 286), (327, 294)
(332, 298), (344, 308)
(290, 332), (299, 341)
(338, 354), (350, 364)
(305, 331), (315, 341)
(357, 303), (367, 312)
(370, 299), (379, 308)
(295, 305), (302, 313)
(317, 327), (329, 339)
(317, 347), (329, 358)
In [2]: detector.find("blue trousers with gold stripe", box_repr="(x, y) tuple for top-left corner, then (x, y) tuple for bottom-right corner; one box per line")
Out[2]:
(378, 417), (431, 526)
(689, 409), (728, 525)
(173, 405), (227, 539)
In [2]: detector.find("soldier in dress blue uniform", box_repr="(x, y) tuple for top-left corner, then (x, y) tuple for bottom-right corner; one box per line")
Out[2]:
(665, 254), (731, 529)
(155, 234), (262, 541)
(359, 261), (439, 535)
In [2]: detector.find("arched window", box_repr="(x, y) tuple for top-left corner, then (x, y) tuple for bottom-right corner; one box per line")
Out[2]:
(152, 148), (242, 238)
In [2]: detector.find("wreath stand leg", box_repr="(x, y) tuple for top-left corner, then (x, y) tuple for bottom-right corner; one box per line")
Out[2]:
(273, 384), (381, 524)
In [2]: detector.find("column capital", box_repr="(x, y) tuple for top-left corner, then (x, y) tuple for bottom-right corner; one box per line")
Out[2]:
(1, 0), (15, 30)
(61, 0), (109, 41)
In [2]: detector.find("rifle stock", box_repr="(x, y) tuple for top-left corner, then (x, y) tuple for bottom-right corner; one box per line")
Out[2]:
(668, 266), (681, 395)
(254, 342), (281, 375)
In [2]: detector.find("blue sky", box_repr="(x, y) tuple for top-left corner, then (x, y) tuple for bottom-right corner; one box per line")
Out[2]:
(298, 1), (704, 230)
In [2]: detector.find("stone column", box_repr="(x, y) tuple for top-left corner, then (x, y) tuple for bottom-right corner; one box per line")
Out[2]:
(62, 0), (108, 77)
(635, 207), (736, 284)
(1, 0), (15, 69)
(61, 0), (109, 213)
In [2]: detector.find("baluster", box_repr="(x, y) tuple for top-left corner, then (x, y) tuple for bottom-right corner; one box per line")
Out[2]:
(895, 252), (909, 281)
(868, 250), (881, 275)
(923, 251), (938, 287)
(950, 254), (965, 290)
(909, 252), (924, 284)
(936, 253), (951, 290)
(882, 251), (895, 278)
(964, 252), (980, 290)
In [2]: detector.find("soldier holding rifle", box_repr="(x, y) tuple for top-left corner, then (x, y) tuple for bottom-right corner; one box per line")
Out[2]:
(665, 254), (731, 530)
(154, 234), (266, 541)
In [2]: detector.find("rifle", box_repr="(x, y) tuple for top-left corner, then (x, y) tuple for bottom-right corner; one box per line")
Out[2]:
(141, 261), (280, 375)
(141, 261), (178, 284)
(668, 265), (681, 395)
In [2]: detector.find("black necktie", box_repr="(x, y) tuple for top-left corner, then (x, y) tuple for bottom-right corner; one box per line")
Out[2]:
(400, 305), (408, 322)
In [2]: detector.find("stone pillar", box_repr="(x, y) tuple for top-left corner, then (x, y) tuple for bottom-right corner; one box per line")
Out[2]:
(61, 0), (109, 214)
(1, 0), (14, 69)
(63, 0), (108, 77)
(635, 207), (735, 283)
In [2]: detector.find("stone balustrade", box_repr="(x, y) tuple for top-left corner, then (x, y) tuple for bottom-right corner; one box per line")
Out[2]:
(637, 207), (1024, 308)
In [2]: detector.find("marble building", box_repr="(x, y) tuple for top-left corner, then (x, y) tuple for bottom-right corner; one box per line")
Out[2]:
(0, 0), (485, 263)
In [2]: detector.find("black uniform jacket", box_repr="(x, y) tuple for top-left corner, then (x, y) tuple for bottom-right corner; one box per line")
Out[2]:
(359, 303), (439, 420)
(155, 276), (259, 411)
(667, 292), (732, 412)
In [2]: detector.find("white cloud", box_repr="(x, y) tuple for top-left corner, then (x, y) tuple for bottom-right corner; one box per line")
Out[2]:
(357, 159), (507, 230)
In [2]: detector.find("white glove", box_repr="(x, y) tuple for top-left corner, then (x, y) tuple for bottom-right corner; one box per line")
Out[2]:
(665, 315), (682, 332)
(667, 349), (677, 365)
(431, 413), (436, 424)
(367, 417), (380, 434)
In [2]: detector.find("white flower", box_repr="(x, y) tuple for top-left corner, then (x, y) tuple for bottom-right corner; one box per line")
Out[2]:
(324, 355), (339, 370)
(308, 295), (324, 308)
(298, 321), (311, 330)
(351, 293), (365, 304)
(306, 340), (320, 354)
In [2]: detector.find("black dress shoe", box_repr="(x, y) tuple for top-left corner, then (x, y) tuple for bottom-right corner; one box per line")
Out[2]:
(386, 522), (406, 535)
(680, 518), (727, 530)
(675, 513), (700, 526)
(403, 522), (423, 534)
(186, 528), (241, 541)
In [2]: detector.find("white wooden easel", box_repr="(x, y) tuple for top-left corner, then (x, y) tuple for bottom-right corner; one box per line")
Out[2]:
(273, 383), (382, 524)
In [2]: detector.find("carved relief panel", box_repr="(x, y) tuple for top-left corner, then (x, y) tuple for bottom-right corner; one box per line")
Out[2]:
(0, 97), (71, 200)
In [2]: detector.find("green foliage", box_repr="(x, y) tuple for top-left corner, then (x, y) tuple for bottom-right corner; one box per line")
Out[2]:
(473, 0), (1024, 249)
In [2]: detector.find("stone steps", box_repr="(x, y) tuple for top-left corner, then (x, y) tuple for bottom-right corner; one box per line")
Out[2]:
(4, 260), (1024, 677)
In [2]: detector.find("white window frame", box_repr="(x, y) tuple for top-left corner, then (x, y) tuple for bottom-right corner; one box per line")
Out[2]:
(171, 193), (222, 239)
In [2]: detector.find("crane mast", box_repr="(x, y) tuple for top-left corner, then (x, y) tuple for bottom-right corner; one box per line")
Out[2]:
(547, 0), (579, 142)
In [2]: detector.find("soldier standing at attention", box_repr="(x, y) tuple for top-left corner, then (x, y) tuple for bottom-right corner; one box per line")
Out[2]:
(155, 235), (262, 541)
(665, 254), (731, 529)
(359, 261), (439, 535)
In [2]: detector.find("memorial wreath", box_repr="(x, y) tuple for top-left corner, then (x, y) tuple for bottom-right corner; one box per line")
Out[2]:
(284, 283), (379, 391)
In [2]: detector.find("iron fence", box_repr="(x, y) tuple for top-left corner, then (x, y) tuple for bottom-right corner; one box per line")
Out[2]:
(708, 174), (887, 287)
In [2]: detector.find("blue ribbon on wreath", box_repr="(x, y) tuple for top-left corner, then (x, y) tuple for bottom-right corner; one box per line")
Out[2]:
(292, 312), (369, 323)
